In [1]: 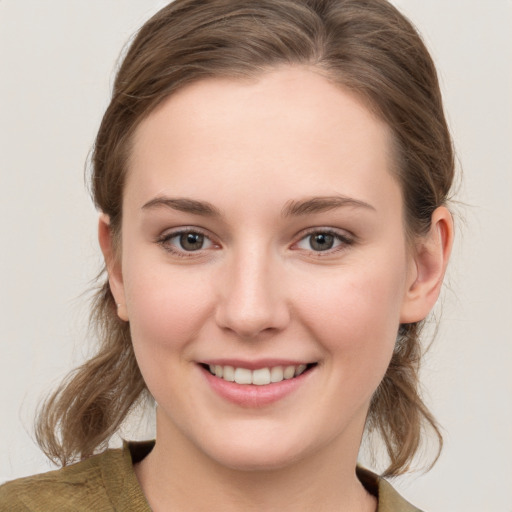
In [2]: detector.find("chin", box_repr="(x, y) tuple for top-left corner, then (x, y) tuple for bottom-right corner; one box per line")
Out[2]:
(195, 427), (317, 472)
(209, 445), (304, 472)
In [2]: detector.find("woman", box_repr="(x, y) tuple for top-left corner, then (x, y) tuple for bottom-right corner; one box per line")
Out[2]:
(0, 0), (454, 510)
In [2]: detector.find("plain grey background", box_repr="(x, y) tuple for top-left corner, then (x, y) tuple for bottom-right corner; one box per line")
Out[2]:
(1, 1), (511, 510)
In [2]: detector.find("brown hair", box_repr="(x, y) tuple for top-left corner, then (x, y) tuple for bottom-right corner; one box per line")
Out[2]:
(36, 0), (454, 476)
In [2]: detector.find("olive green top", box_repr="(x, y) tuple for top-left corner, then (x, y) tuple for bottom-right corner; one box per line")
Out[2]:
(0, 441), (422, 511)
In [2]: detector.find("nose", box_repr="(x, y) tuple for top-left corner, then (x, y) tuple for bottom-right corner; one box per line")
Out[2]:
(214, 247), (290, 339)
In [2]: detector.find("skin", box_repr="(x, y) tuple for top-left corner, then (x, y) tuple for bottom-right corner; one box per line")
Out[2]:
(99, 66), (453, 511)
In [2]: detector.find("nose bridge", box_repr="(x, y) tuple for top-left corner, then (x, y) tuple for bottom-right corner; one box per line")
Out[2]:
(215, 241), (288, 337)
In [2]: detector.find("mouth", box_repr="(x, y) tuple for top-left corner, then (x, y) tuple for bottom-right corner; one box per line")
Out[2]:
(200, 362), (317, 386)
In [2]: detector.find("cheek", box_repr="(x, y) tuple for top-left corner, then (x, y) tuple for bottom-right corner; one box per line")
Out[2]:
(122, 264), (216, 408)
(293, 261), (407, 378)
(123, 263), (213, 355)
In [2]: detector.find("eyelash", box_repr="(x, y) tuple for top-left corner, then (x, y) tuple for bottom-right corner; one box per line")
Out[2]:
(293, 228), (355, 256)
(156, 228), (354, 258)
(156, 228), (217, 258)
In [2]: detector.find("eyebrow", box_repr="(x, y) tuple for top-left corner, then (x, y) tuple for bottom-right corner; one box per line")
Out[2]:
(141, 194), (375, 218)
(282, 195), (376, 217)
(141, 196), (221, 217)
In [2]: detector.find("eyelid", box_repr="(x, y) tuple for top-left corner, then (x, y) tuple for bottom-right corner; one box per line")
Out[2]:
(291, 227), (355, 253)
(155, 225), (354, 258)
(156, 226), (220, 256)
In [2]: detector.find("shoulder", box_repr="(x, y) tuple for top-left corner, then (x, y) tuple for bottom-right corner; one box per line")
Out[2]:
(0, 441), (153, 512)
(0, 448), (123, 512)
(357, 466), (423, 512)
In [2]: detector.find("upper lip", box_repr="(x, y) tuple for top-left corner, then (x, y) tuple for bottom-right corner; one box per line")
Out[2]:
(199, 358), (316, 370)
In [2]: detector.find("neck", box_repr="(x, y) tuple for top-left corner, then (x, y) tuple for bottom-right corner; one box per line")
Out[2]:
(134, 413), (376, 512)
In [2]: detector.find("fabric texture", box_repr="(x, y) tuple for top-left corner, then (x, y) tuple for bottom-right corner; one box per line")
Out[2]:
(0, 441), (422, 511)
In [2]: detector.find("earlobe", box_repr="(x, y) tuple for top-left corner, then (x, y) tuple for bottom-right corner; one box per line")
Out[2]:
(98, 214), (129, 322)
(400, 206), (454, 324)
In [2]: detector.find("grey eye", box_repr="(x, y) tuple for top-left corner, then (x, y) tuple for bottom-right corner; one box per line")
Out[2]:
(308, 233), (335, 251)
(179, 232), (206, 251)
(159, 229), (215, 255)
(295, 230), (351, 253)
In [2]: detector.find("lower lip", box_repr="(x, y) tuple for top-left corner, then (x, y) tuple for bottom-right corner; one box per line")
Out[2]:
(200, 366), (314, 408)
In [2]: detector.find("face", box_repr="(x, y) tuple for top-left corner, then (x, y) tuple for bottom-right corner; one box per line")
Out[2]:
(107, 66), (421, 471)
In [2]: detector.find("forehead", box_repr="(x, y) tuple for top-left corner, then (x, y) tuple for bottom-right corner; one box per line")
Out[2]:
(126, 66), (400, 214)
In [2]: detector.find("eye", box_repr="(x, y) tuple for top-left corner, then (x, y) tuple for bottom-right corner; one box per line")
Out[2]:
(177, 232), (209, 251)
(159, 229), (214, 254)
(295, 230), (352, 252)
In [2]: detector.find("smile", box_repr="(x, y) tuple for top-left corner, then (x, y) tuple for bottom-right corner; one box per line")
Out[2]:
(205, 363), (314, 385)
(199, 361), (318, 407)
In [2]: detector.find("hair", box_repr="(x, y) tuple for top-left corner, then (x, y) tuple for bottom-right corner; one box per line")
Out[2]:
(36, 0), (454, 477)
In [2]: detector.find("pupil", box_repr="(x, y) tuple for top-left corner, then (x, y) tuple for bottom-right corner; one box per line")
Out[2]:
(311, 233), (334, 251)
(180, 232), (204, 251)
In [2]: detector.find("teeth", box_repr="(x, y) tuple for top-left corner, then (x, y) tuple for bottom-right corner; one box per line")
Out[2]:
(207, 364), (310, 385)
(295, 364), (307, 376)
(252, 368), (271, 386)
(223, 365), (235, 382)
(270, 366), (284, 383)
(234, 367), (252, 385)
(283, 366), (295, 379)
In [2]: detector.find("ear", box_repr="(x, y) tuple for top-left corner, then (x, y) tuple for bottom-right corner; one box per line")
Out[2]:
(400, 206), (454, 323)
(98, 214), (129, 322)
